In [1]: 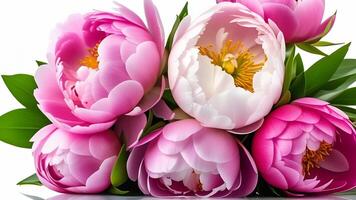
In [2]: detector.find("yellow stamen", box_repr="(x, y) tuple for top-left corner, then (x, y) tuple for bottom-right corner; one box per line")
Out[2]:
(79, 43), (100, 69)
(302, 141), (333, 176)
(198, 40), (266, 93)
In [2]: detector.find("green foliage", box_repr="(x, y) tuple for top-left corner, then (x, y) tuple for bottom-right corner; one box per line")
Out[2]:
(35, 60), (47, 67)
(290, 54), (306, 99)
(17, 174), (42, 186)
(276, 46), (295, 106)
(165, 2), (188, 51)
(2, 74), (38, 109)
(0, 109), (50, 148)
(111, 145), (128, 188)
(297, 43), (327, 56)
(1, 73), (50, 148)
(296, 43), (350, 96)
(329, 87), (356, 105)
(312, 41), (343, 47)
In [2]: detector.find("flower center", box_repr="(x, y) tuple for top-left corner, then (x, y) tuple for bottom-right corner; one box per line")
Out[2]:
(198, 40), (266, 93)
(302, 141), (333, 176)
(79, 43), (100, 70)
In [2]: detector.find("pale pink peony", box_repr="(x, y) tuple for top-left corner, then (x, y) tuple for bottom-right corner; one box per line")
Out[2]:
(252, 98), (356, 195)
(217, 0), (335, 43)
(168, 3), (285, 133)
(127, 119), (258, 197)
(34, 0), (165, 134)
(31, 125), (121, 193)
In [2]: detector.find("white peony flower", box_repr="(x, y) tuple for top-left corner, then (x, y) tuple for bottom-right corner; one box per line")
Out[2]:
(168, 2), (285, 133)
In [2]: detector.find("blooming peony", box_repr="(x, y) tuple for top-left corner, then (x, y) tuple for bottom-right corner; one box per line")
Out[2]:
(127, 119), (258, 197)
(252, 98), (356, 194)
(31, 125), (121, 193)
(34, 0), (164, 134)
(168, 2), (285, 133)
(216, 0), (335, 43)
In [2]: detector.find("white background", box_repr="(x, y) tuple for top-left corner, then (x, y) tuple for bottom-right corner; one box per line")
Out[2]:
(0, 0), (355, 199)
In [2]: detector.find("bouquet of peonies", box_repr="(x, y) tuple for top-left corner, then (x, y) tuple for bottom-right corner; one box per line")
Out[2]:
(2, 0), (356, 197)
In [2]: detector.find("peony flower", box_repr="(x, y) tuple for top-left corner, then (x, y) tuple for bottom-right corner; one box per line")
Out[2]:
(127, 119), (258, 197)
(216, 0), (335, 43)
(31, 125), (121, 193)
(34, 0), (165, 134)
(168, 3), (285, 133)
(252, 98), (356, 195)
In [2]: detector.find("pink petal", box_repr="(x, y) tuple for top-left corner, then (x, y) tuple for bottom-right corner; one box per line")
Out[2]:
(113, 2), (146, 28)
(126, 77), (165, 116)
(144, 0), (165, 56)
(293, 0), (325, 41)
(320, 149), (350, 173)
(144, 142), (179, 174)
(115, 114), (147, 149)
(125, 41), (160, 92)
(127, 145), (147, 181)
(272, 105), (302, 121)
(229, 119), (264, 135)
(89, 131), (120, 160)
(73, 107), (116, 124)
(83, 156), (117, 193)
(200, 173), (224, 191)
(157, 136), (188, 155)
(262, 3), (298, 42)
(67, 153), (101, 185)
(193, 129), (239, 163)
(230, 141), (258, 197)
(308, 13), (336, 42)
(293, 97), (329, 106)
(162, 119), (202, 142)
(90, 80), (144, 117)
(152, 100), (175, 120)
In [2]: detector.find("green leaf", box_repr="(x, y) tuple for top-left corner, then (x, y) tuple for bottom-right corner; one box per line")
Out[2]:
(290, 54), (306, 99)
(315, 74), (356, 102)
(277, 46), (295, 106)
(275, 90), (291, 108)
(315, 59), (356, 101)
(163, 89), (178, 108)
(107, 186), (129, 195)
(330, 87), (356, 106)
(330, 59), (356, 81)
(303, 43), (350, 96)
(35, 60), (47, 67)
(2, 74), (38, 109)
(165, 2), (188, 51)
(142, 121), (165, 138)
(17, 174), (42, 186)
(0, 109), (50, 148)
(294, 54), (304, 76)
(111, 145), (128, 188)
(312, 41), (343, 47)
(337, 189), (356, 195)
(297, 43), (327, 56)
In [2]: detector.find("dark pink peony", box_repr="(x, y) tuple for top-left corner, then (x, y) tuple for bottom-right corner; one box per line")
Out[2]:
(253, 98), (356, 194)
(217, 0), (335, 43)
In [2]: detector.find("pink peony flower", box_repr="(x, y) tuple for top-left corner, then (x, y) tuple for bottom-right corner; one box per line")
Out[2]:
(31, 125), (121, 193)
(252, 98), (356, 195)
(34, 0), (165, 134)
(217, 0), (335, 43)
(127, 119), (258, 197)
